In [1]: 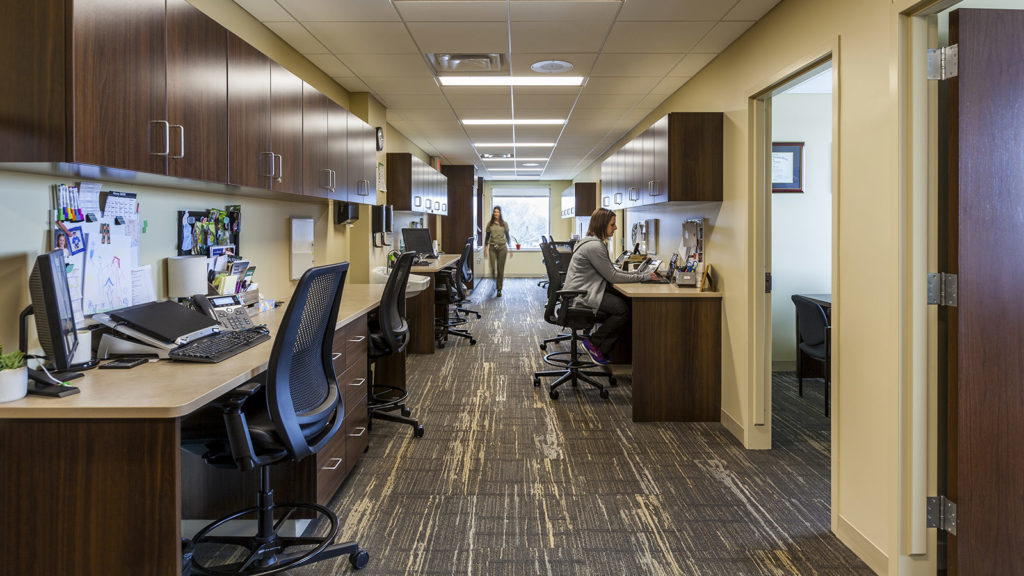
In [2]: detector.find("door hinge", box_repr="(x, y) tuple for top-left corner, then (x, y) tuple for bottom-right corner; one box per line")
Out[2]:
(927, 44), (958, 80)
(765, 272), (772, 294)
(927, 496), (957, 535)
(927, 272), (958, 307)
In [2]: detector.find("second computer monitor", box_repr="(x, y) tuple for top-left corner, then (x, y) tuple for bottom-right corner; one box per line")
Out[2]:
(402, 228), (435, 259)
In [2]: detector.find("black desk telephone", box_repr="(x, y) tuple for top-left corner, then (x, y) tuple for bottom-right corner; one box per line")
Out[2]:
(193, 294), (256, 331)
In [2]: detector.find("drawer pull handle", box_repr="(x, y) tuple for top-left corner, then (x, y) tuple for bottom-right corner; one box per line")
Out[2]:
(348, 335), (366, 343)
(348, 378), (366, 387)
(331, 352), (343, 361)
(349, 427), (367, 438)
(322, 457), (343, 470)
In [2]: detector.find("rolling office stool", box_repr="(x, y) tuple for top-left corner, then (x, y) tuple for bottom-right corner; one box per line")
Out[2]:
(367, 252), (424, 437)
(180, 262), (369, 575)
(533, 289), (614, 399)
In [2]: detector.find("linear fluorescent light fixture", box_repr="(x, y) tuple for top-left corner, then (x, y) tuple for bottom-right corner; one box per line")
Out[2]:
(481, 157), (549, 162)
(439, 76), (584, 86)
(463, 119), (565, 125)
(475, 142), (554, 147)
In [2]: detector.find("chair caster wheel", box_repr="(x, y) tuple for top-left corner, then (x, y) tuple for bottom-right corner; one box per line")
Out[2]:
(549, 390), (559, 400)
(599, 389), (610, 399)
(533, 376), (541, 387)
(401, 407), (412, 417)
(470, 339), (477, 345)
(414, 425), (425, 438)
(437, 342), (445, 349)
(540, 343), (547, 351)
(609, 377), (617, 386)
(350, 549), (370, 569)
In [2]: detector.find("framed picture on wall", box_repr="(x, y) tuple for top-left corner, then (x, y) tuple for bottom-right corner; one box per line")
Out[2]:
(771, 142), (804, 193)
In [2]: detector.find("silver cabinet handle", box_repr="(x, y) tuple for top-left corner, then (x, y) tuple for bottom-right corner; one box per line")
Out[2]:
(414, 195), (422, 207)
(332, 352), (342, 361)
(348, 335), (366, 343)
(602, 196), (610, 207)
(261, 152), (274, 177)
(425, 199), (433, 210)
(614, 192), (622, 205)
(322, 168), (332, 191)
(442, 203), (447, 211)
(172, 125), (184, 159)
(348, 427), (367, 438)
(322, 457), (343, 470)
(149, 120), (170, 156)
(274, 154), (283, 183)
(358, 179), (371, 196)
(331, 169), (337, 191)
(348, 377), (366, 387)
(652, 180), (662, 196)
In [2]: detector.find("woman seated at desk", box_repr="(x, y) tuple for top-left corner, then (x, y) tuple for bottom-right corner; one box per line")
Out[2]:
(562, 208), (657, 365)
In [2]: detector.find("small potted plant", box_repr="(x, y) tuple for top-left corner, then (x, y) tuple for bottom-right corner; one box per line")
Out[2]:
(0, 345), (28, 403)
(512, 235), (521, 250)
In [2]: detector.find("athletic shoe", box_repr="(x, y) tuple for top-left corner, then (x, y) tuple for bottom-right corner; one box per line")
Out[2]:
(582, 337), (609, 365)
(496, 290), (502, 297)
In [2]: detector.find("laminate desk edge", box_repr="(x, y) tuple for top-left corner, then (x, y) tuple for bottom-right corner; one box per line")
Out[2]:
(0, 284), (385, 420)
(410, 253), (460, 274)
(612, 284), (722, 298)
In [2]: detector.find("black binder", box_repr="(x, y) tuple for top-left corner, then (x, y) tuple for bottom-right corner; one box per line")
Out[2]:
(110, 301), (219, 344)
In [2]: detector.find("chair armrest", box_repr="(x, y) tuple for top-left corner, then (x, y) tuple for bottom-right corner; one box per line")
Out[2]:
(556, 289), (586, 298)
(212, 378), (265, 472)
(212, 379), (264, 411)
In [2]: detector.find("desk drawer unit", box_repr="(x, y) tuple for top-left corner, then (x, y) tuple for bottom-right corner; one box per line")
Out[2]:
(316, 422), (349, 504)
(345, 397), (369, 476)
(338, 360), (368, 419)
(344, 317), (367, 371)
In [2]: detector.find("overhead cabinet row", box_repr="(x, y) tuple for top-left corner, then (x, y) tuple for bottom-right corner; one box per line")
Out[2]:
(0, 0), (377, 204)
(387, 153), (448, 216)
(601, 113), (723, 210)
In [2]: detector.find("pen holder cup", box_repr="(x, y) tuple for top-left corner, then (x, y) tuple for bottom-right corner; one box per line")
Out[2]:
(0, 367), (28, 403)
(675, 270), (698, 287)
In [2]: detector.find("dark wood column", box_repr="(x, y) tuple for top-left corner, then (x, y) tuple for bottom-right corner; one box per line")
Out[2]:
(440, 165), (476, 253)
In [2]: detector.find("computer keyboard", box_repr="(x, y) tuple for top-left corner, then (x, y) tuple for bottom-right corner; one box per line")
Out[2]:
(169, 327), (271, 363)
(642, 273), (671, 284)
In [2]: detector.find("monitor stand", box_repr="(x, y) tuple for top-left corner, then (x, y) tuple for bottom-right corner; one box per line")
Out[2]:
(27, 368), (82, 397)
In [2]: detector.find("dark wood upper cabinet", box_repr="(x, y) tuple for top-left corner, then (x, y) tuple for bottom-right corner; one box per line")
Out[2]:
(326, 102), (349, 202)
(302, 83), (331, 198)
(166, 0), (227, 183)
(71, 0), (168, 175)
(387, 153), (447, 214)
(347, 115), (376, 204)
(269, 62), (303, 195)
(575, 182), (597, 216)
(227, 34), (272, 189)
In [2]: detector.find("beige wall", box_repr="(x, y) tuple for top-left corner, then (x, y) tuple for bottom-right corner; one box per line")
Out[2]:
(576, 0), (932, 573)
(479, 180), (572, 278)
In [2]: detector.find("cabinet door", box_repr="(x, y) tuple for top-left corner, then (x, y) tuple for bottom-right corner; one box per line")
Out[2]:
(651, 116), (669, 203)
(348, 115), (373, 203)
(640, 126), (655, 205)
(601, 158), (612, 209)
(366, 122), (379, 204)
(302, 83), (330, 198)
(270, 62), (303, 195)
(327, 101), (349, 202)
(71, 0), (167, 175)
(227, 34), (271, 189)
(166, 0), (227, 182)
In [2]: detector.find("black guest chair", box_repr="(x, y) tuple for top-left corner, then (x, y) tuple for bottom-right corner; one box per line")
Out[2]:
(368, 251), (424, 437)
(792, 294), (832, 416)
(181, 262), (369, 575)
(434, 241), (477, 348)
(533, 243), (615, 400)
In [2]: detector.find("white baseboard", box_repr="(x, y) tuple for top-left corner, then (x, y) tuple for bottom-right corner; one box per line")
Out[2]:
(836, 515), (889, 575)
(721, 409), (744, 443)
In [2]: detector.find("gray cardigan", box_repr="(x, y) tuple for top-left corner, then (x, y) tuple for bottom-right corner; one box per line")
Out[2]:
(561, 236), (647, 311)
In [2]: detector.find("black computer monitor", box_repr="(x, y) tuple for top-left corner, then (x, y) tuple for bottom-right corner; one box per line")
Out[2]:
(402, 228), (435, 258)
(21, 250), (87, 395)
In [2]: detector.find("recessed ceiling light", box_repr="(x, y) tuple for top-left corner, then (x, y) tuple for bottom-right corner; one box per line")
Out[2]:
(530, 60), (574, 74)
(521, 162), (541, 167)
(476, 142), (554, 147)
(481, 157), (548, 162)
(463, 119), (565, 125)
(487, 168), (519, 171)
(439, 76), (583, 86)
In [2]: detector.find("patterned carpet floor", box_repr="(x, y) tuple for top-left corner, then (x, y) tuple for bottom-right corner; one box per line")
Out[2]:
(315, 278), (870, 575)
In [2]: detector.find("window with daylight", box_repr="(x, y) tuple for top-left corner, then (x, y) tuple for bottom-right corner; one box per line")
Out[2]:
(489, 187), (550, 250)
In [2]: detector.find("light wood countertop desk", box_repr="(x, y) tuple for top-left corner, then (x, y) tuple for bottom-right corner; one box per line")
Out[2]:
(612, 283), (723, 423)
(407, 253), (460, 354)
(0, 283), (385, 576)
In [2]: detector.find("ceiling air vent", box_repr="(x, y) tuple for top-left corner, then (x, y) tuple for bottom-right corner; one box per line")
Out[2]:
(428, 53), (505, 74)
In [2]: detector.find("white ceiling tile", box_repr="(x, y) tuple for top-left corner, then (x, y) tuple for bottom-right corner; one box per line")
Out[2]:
(443, 87), (511, 108)
(584, 76), (662, 94)
(306, 22), (418, 54)
(618, 0), (734, 21)
(512, 92), (577, 113)
(332, 76), (370, 92)
(725, 0), (781, 21)
(509, 1), (620, 21)
(512, 84), (585, 96)
(574, 92), (645, 109)
(305, 53), (354, 77)
(510, 21), (610, 53)
(394, 1), (508, 22)
(604, 21), (714, 53)
(590, 53), (683, 77)
(381, 93), (452, 109)
(667, 53), (717, 77)
(276, 0), (400, 21)
(339, 54), (434, 77)
(235, 0), (293, 22)
(265, 22), (329, 54)
(509, 52), (596, 75)
(360, 76), (440, 94)
(464, 126), (515, 140)
(650, 76), (690, 95)
(637, 93), (668, 110)
(450, 108), (514, 119)
(514, 125), (563, 141)
(406, 22), (509, 53)
(692, 21), (754, 53)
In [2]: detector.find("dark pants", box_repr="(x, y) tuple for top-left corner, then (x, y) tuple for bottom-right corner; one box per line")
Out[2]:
(590, 288), (629, 355)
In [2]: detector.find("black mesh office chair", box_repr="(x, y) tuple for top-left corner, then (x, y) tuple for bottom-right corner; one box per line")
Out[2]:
(538, 235), (550, 289)
(537, 241), (571, 352)
(454, 238), (481, 321)
(434, 242), (477, 348)
(368, 252), (424, 437)
(180, 262), (369, 574)
(792, 294), (831, 417)
(533, 243), (615, 400)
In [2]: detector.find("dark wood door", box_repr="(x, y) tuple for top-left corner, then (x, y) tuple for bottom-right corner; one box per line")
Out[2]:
(946, 9), (1024, 575)
(269, 62), (303, 195)
(227, 33), (271, 189)
(166, 0), (227, 182)
(326, 101), (349, 202)
(71, 0), (167, 175)
(302, 83), (331, 198)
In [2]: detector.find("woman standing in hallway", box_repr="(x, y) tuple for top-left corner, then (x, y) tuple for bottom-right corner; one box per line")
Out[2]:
(562, 208), (656, 365)
(484, 206), (512, 297)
